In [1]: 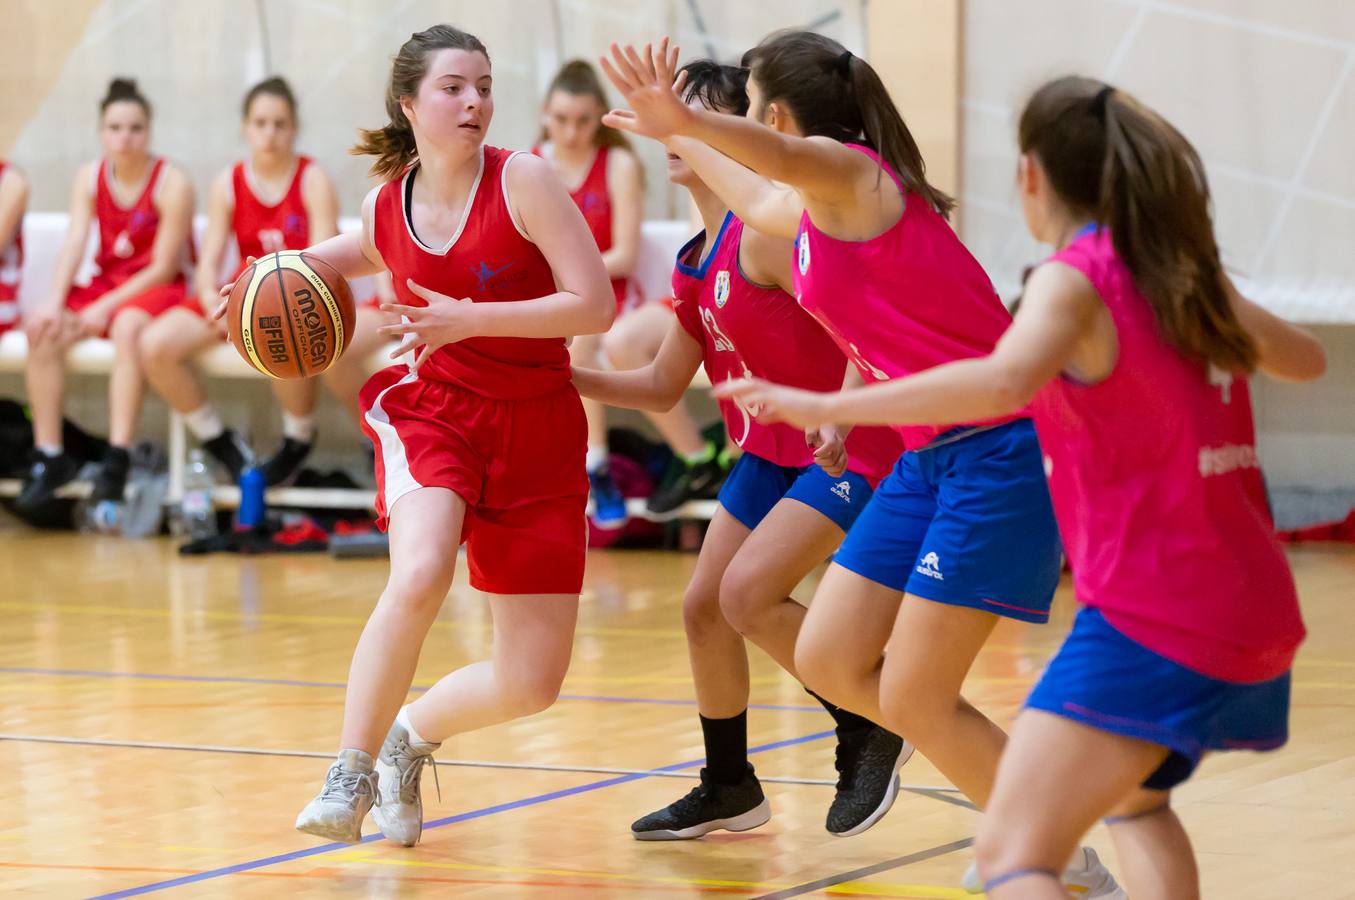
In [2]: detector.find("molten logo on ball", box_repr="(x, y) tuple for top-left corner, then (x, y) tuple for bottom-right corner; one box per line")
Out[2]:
(290, 287), (330, 368)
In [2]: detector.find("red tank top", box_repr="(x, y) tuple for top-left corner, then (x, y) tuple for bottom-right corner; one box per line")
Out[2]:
(673, 213), (903, 482)
(533, 144), (634, 310)
(372, 146), (568, 399)
(0, 161), (22, 330)
(231, 156), (311, 271)
(93, 157), (185, 287)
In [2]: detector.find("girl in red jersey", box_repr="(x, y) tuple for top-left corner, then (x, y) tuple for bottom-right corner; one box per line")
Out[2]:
(18, 78), (194, 512)
(0, 159), (26, 338)
(574, 59), (909, 842)
(141, 77), (378, 484)
(535, 60), (719, 525)
(221, 25), (611, 845)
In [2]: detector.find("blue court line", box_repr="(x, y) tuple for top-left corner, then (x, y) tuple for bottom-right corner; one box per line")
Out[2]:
(0, 667), (823, 713)
(86, 729), (834, 899)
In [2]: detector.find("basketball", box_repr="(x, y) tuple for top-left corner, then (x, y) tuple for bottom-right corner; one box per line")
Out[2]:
(226, 250), (356, 378)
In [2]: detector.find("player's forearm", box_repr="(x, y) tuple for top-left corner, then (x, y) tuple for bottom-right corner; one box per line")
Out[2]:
(471, 290), (614, 339)
(572, 364), (682, 412)
(827, 358), (1031, 427)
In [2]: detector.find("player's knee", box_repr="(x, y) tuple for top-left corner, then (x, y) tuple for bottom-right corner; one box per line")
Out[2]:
(503, 667), (565, 717)
(717, 560), (769, 635)
(139, 328), (177, 371)
(110, 315), (143, 351)
(974, 813), (1044, 888)
(600, 324), (640, 369)
(682, 582), (724, 642)
(382, 564), (453, 616)
(793, 631), (840, 696)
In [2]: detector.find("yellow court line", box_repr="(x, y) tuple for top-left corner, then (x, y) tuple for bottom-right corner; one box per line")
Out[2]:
(321, 850), (971, 897)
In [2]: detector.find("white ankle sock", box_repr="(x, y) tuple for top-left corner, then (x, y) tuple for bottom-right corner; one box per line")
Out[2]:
(585, 444), (607, 473)
(184, 406), (225, 442)
(397, 705), (437, 748)
(37, 444), (63, 457)
(282, 412), (316, 443)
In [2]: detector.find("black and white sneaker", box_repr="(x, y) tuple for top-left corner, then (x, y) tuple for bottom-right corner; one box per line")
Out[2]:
(646, 456), (729, 518)
(15, 449), (80, 512)
(261, 437), (314, 487)
(201, 429), (253, 481)
(631, 766), (770, 841)
(826, 725), (914, 837)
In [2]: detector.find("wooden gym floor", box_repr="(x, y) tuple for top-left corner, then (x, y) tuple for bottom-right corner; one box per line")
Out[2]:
(1, 530), (1353, 898)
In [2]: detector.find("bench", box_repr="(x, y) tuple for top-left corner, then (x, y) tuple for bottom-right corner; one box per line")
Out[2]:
(0, 214), (718, 519)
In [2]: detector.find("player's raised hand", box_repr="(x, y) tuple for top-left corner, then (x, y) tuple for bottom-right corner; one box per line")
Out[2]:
(599, 37), (692, 141)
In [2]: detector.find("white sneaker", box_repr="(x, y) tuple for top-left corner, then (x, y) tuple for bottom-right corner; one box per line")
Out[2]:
(295, 749), (379, 843)
(371, 719), (440, 847)
(962, 846), (1127, 897)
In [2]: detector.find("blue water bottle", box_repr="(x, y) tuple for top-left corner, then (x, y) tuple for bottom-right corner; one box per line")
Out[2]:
(237, 465), (267, 530)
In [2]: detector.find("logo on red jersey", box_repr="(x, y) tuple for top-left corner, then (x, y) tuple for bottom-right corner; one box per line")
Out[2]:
(714, 270), (730, 308)
(797, 233), (810, 275)
(473, 260), (518, 292)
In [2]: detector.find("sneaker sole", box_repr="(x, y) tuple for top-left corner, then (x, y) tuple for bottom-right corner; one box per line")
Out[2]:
(829, 741), (916, 838)
(631, 797), (771, 841)
(296, 819), (364, 844)
(371, 806), (422, 847)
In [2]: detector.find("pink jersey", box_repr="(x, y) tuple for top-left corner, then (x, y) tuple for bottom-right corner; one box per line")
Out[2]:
(372, 146), (567, 399)
(673, 212), (902, 482)
(1034, 226), (1303, 683)
(792, 144), (1019, 450)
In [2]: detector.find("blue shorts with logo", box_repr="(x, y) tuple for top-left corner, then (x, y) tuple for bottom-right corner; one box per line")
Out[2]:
(831, 418), (1061, 623)
(1026, 607), (1291, 790)
(718, 452), (874, 533)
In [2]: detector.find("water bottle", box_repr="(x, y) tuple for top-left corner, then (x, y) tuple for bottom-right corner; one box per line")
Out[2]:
(75, 498), (122, 535)
(237, 465), (266, 530)
(180, 449), (218, 540)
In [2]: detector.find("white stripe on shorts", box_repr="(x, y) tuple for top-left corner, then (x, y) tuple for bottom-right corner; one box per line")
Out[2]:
(363, 370), (423, 515)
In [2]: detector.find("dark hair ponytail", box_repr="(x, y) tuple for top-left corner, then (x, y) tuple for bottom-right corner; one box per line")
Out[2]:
(353, 24), (490, 181)
(1019, 75), (1257, 372)
(540, 59), (630, 149)
(741, 30), (954, 218)
(100, 77), (151, 118)
(243, 76), (298, 124)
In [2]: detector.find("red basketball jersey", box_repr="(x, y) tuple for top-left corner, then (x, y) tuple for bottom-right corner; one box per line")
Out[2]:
(231, 156), (311, 267)
(533, 144), (633, 309)
(372, 146), (568, 399)
(0, 160), (22, 333)
(92, 157), (186, 287)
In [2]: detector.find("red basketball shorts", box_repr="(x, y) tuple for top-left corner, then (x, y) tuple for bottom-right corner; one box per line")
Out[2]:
(66, 278), (191, 337)
(360, 365), (589, 595)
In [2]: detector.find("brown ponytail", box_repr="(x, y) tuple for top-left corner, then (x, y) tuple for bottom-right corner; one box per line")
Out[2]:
(741, 30), (954, 218)
(1019, 76), (1257, 371)
(100, 77), (151, 118)
(539, 59), (630, 150)
(352, 24), (490, 181)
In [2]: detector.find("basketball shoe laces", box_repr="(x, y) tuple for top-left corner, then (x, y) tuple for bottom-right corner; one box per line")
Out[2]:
(388, 737), (441, 805)
(320, 765), (381, 808)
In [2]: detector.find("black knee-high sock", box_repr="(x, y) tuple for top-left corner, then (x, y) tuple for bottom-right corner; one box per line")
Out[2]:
(700, 711), (749, 784)
(805, 687), (873, 734)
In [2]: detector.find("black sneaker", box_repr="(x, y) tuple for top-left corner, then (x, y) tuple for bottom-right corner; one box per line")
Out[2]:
(826, 725), (914, 837)
(260, 437), (314, 487)
(15, 450), (80, 512)
(201, 429), (253, 481)
(89, 446), (131, 503)
(630, 766), (770, 841)
(646, 456), (730, 518)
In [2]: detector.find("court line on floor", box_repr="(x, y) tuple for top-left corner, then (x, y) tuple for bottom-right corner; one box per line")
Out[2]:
(0, 667), (824, 712)
(752, 838), (976, 900)
(0, 732), (967, 799)
(85, 729), (835, 899)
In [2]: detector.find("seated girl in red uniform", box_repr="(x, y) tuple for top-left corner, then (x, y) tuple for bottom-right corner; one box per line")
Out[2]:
(0, 158), (26, 339)
(140, 77), (387, 485)
(18, 78), (194, 513)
